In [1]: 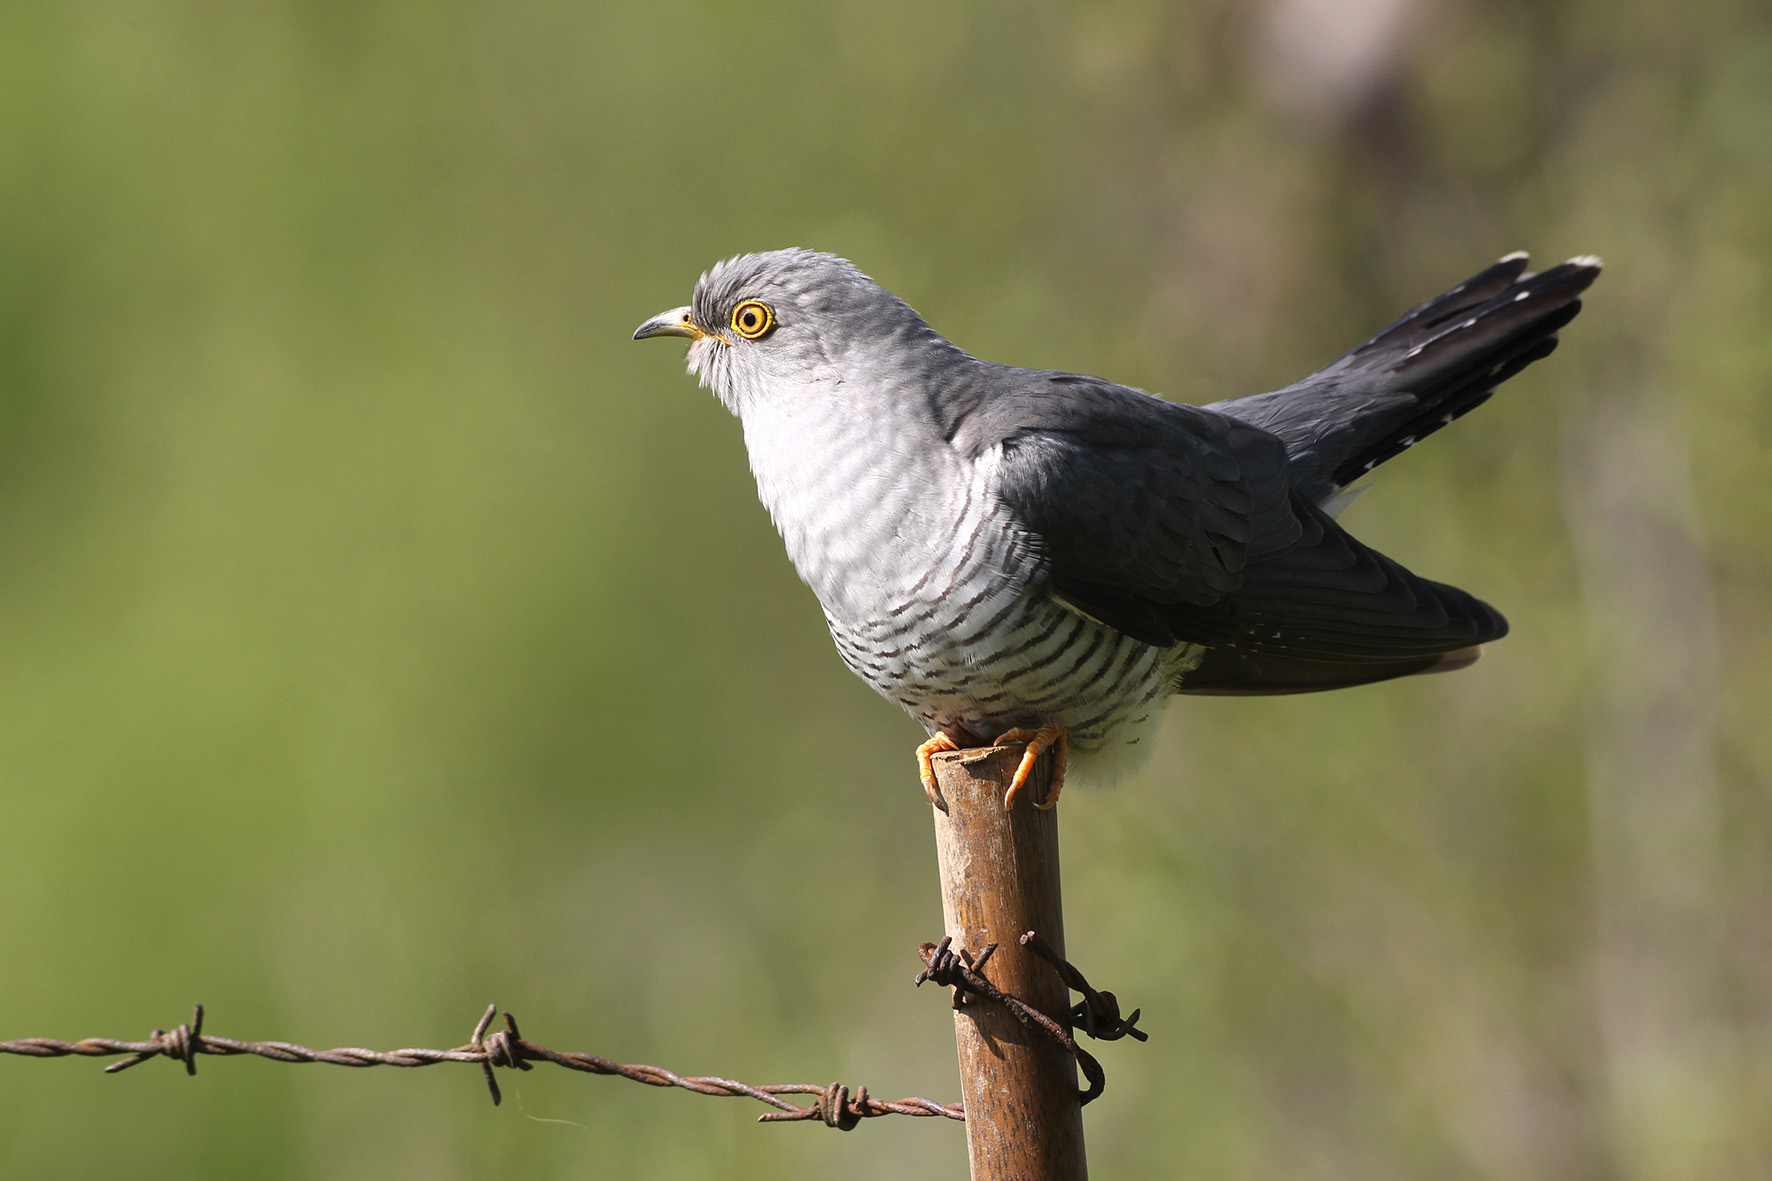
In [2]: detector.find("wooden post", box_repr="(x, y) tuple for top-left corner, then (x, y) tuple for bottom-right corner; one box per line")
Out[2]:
(929, 744), (1087, 1181)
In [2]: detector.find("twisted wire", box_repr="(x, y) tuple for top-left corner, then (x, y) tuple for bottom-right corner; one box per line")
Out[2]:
(1019, 930), (1147, 1043)
(1, 1003), (962, 1126)
(5, 936), (1139, 1124)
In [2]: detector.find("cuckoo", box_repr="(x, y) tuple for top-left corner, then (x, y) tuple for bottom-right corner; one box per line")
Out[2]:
(635, 250), (1599, 809)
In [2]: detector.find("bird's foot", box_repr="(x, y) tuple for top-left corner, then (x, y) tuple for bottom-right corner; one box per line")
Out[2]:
(917, 731), (965, 807)
(992, 722), (1069, 811)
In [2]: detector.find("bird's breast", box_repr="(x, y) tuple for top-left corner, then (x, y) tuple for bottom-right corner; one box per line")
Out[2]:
(737, 393), (1172, 785)
(740, 394), (1005, 618)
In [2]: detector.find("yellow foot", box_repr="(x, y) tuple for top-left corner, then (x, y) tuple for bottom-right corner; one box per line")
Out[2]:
(916, 731), (964, 807)
(992, 722), (1069, 811)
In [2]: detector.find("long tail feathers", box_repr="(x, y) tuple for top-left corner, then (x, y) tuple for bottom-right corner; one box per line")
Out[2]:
(1168, 252), (1600, 693)
(1209, 253), (1602, 500)
(1330, 253), (1601, 484)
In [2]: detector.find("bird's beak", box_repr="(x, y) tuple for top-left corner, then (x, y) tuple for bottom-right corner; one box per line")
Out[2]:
(633, 306), (704, 341)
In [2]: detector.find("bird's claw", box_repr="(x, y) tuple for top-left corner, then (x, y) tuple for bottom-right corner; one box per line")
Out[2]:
(992, 722), (1068, 811)
(917, 731), (964, 807)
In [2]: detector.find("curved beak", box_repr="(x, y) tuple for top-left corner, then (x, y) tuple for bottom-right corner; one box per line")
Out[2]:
(633, 306), (703, 341)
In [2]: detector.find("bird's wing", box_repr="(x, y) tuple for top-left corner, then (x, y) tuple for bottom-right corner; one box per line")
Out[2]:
(954, 374), (1299, 646)
(1157, 494), (1508, 659)
(955, 372), (1505, 661)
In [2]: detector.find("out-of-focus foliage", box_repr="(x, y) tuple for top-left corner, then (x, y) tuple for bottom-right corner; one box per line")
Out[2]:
(1, 2), (1768, 1177)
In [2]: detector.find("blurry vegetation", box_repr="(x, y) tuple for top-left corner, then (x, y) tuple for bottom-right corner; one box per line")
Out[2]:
(1, 2), (1769, 1178)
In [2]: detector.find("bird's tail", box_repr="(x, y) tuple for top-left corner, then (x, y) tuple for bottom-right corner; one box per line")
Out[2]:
(1208, 253), (1602, 501)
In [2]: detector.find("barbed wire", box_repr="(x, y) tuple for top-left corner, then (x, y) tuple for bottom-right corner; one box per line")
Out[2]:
(914, 931), (1144, 1106)
(0, 1003), (960, 1128)
(1018, 930), (1146, 1045)
(3, 935), (1140, 1130)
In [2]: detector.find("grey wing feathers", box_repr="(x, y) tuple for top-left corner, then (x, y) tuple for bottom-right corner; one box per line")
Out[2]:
(966, 372), (1507, 672)
(1157, 494), (1508, 659)
(977, 381), (1299, 601)
(958, 376), (1295, 647)
(1209, 253), (1601, 501)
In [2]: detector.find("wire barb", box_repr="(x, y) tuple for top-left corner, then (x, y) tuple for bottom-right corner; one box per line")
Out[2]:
(1019, 931), (1147, 1043)
(916, 932), (1145, 1104)
(2, 1003), (964, 1127)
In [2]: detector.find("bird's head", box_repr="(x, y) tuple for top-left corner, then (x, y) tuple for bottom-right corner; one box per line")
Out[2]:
(634, 249), (945, 415)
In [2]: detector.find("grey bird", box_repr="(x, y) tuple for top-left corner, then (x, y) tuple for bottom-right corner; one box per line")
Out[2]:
(635, 249), (1600, 808)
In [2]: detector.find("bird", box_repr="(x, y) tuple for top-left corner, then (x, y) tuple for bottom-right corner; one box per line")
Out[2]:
(635, 249), (1600, 810)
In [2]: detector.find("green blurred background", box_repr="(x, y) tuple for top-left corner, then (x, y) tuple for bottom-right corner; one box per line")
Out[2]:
(2, 2), (1768, 1177)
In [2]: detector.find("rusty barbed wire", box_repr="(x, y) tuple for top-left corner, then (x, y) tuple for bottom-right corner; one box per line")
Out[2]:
(5, 936), (1140, 1125)
(1019, 930), (1147, 1044)
(915, 931), (1144, 1105)
(1, 1002), (962, 1127)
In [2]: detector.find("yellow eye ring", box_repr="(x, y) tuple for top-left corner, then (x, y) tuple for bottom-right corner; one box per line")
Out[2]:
(731, 300), (775, 340)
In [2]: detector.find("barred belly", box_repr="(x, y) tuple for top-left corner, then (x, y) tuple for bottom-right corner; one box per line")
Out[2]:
(821, 512), (1191, 787)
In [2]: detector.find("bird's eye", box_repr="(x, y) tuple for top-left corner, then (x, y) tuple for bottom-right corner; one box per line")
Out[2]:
(731, 300), (775, 340)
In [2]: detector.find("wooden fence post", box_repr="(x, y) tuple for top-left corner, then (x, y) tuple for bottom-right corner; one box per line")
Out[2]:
(929, 744), (1087, 1181)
